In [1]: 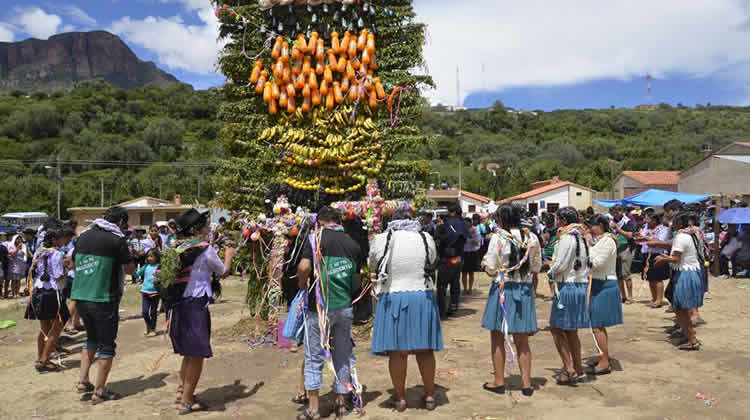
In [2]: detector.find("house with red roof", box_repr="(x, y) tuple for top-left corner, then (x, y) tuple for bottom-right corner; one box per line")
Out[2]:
(613, 171), (680, 199)
(426, 189), (492, 215)
(679, 141), (750, 198)
(499, 177), (597, 216)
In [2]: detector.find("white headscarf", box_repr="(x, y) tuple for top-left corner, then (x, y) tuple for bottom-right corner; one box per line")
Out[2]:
(8, 234), (27, 257)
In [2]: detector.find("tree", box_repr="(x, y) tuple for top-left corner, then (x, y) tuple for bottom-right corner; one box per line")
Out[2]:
(213, 0), (434, 211)
(142, 117), (184, 153)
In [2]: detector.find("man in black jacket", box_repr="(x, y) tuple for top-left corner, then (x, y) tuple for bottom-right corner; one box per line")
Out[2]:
(436, 203), (468, 318)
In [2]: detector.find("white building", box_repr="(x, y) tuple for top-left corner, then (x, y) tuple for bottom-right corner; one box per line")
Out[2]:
(500, 180), (596, 215)
(425, 189), (492, 215)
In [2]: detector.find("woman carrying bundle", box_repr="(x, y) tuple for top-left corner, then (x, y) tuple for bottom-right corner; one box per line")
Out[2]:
(369, 210), (443, 412)
(654, 212), (704, 351)
(480, 204), (541, 397)
(168, 209), (235, 414)
(638, 212), (671, 308)
(24, 223), (70, 373)
(547, 207), (590, 385)
(585, 215), (623, 375)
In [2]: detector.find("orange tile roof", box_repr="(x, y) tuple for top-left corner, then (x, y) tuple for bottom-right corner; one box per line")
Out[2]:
(500, 182), (572, 203)
(426, 189), (491, 204)
(737, 142), (750, 147)
(621, 171), (680, 186)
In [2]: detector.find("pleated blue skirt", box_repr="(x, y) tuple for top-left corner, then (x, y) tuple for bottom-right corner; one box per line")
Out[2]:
(589, 279), (623, 328)
(671, 270), (704, 309)
(481, 282), (537, 334)
(372, 290), (444, 356)
(549, 282), (590, 330)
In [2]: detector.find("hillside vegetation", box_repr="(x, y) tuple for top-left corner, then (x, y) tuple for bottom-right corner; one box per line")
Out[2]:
(410, 102), (750, 199)
(2, 85), (748, 217)
(0, 81), (222, 216)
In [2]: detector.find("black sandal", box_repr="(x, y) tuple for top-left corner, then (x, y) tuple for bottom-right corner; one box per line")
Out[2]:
(76, 381), (95, 394)
(424, 396), (437, 410)
(678, 341), (701, 351)
(556, 370), (579, 385)
(521, 388), (534, 397)
(176, 399), (207, 415)
(335, 401), (351, 418)
(92, 390), (121, 405)
(291, 393), (309, 405)
(296, 408), (321, 420)
(36, 361), (62, 373)
(482, 383), (505, 394)
(390, 398), (407, 412)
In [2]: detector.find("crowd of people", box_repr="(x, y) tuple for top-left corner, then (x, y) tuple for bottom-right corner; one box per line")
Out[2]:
(6, 195), (746, 417)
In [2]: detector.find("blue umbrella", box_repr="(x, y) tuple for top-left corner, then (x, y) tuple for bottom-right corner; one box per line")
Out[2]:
(717, 208), (750, 224)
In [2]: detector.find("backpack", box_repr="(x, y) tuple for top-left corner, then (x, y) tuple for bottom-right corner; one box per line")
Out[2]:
(156, 241), (209, 304)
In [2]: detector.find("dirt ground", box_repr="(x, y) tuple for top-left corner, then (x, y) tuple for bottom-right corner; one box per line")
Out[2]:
(1, 273), (749, 420)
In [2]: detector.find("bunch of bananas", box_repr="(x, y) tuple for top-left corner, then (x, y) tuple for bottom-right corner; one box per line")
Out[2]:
(261, 107), (386, 195)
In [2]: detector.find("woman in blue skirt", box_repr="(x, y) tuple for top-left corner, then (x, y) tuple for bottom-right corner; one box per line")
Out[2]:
(654, 212), (704, 351)
(481, 204), (541, 397)
(547, 207), (590, 385)
(586, 215), (622, 375)
(369, 211), (443, 411)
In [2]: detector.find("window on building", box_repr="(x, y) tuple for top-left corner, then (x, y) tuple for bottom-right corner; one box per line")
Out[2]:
(547, 203), (560, 214)
(468, 205), (476, 213)
(528, 203), (539, 215)
(576, 192), (583, 197)
(140, 213), (153, 226)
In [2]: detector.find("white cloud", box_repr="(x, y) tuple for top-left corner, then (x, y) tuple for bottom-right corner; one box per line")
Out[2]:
(0, 23), (13, 42)
(414, 0), (750, 105)
(109, 7), (225, 74)
(10, 6), (62, 39)
(161, 0), (208, 11)
(61, 5), (97, 27)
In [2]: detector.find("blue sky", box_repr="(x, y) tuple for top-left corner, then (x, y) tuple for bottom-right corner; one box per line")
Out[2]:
(3, 1), (750, 111)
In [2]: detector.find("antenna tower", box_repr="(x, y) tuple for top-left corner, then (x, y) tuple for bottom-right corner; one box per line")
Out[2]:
(646, 74), (653, 105)
(456, 66), (461, 109)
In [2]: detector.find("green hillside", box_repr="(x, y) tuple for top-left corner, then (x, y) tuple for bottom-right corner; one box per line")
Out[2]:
(411, 102), (750, 199)
(2, 84), (748, 217)
(0, 81), (222, 216)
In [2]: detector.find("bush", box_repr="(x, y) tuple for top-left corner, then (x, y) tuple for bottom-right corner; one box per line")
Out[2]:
(9, 89), (25, 98)
(31, 91), (48, 100)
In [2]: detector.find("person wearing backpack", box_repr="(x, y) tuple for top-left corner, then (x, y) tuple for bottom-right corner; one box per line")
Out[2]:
(24, 224), (70, 373)
(654, 212), (705, 351)
(167, 209), (235, 415)
(481, 205), (541, 397)
(368, 210), (442, 412)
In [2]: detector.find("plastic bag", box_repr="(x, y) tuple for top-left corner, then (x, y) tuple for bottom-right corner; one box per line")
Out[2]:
(282, 289), (307, 341)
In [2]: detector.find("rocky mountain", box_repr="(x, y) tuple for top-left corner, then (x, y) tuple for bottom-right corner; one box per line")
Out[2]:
(0, 31), (182, 91)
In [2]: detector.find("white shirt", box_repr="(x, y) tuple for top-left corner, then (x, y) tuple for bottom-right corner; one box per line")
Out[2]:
(591, 235), (617, 280)
(549, 232), (589, 284)
(671, 232), (701, 271)
(33, 249), (64, 290)
(482, 229), (541, 284)
(368, 230), (437, 294)
(182, 245), (226, 298)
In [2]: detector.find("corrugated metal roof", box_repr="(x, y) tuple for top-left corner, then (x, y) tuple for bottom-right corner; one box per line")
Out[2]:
(715, 155), (750, 164)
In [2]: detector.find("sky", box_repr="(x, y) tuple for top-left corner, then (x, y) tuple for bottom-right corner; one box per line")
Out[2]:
(3, 0), (750, 111)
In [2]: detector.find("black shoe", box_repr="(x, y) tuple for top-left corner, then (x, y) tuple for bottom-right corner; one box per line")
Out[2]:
(521, 388), (534, 397)
(483, 383), (505, 394)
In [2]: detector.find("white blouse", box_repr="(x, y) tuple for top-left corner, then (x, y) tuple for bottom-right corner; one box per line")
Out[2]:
(670, 232), (701, 272)
(368, 230), (437, 294)
(590, 235), (617, 281)
(482, 229), (541, 284)
(548, 233), (589, 284)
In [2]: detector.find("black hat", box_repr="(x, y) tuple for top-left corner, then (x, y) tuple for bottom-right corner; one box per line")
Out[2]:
(23, 228), (36, 235)
(176, 209), (210, 236)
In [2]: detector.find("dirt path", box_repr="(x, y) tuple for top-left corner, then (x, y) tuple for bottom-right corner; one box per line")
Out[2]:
(1, 274), (749, 419)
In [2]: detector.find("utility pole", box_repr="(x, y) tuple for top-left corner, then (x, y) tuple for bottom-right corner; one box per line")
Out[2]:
(56, 155), (61, 220)
(100, 179), (104, 207)
(197, 169), (202, 202)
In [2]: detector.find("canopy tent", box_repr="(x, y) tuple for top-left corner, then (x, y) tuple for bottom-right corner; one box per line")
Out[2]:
(595, 189), (711, 208)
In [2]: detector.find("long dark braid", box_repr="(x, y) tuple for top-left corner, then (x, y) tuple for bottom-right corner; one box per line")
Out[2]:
(572, 231), (591, 271)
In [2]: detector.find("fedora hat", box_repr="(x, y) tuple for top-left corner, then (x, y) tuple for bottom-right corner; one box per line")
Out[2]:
(176, 209), (210, 236)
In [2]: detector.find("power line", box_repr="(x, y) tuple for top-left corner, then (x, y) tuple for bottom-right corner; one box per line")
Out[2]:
(0, 159), (218, 168)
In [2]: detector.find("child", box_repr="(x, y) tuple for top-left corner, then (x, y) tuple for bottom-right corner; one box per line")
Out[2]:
(8, 234), (29, 299)
(133, 249), (161, 337)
